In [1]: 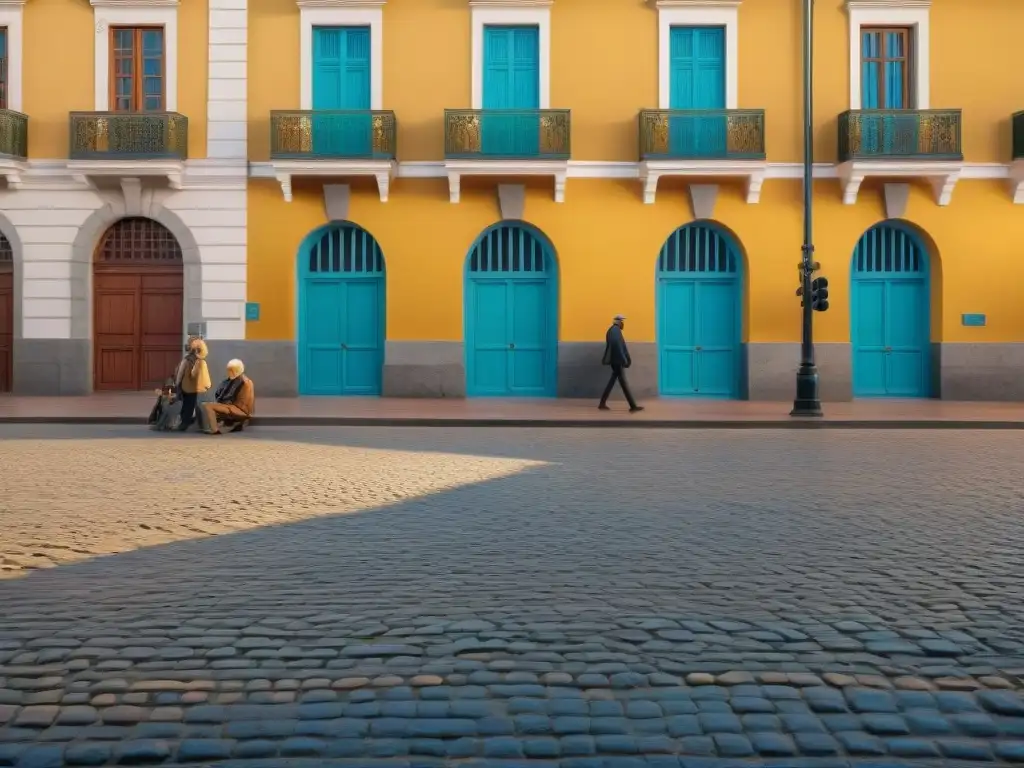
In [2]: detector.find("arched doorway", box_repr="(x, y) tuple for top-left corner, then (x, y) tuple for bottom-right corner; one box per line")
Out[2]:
(93, 217), (184, 391)
(656, 222), (743, 398)
(0, 233), (12, 392)
(298, 223), (386, 396)
(464, 222), (558, 397)
(851, 222), (931, 398)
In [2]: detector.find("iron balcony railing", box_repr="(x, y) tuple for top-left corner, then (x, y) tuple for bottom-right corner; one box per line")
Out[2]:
(0, 108), (27, 159)
(639, 109), (765, 161)
(444, 109), (570, 160)
(838, 109), (962, 162)
(69, 112), (188, 161)
(1012, 112), (1024, 160)
(270, 110), (397, 160)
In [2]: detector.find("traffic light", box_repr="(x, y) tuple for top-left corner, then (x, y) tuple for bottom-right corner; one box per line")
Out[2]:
(811, 276), (829, 312)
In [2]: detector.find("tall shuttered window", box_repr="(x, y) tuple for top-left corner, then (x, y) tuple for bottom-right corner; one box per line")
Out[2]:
(861, 27), (911, 109)
(0, 28), (8, 109)
(110, 27), (165, 112)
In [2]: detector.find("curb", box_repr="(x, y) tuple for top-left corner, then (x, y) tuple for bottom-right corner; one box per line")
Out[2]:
(1, 416), (1023, 429)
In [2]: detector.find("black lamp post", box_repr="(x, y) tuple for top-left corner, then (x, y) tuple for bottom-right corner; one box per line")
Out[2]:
(791, 0), (823, 417)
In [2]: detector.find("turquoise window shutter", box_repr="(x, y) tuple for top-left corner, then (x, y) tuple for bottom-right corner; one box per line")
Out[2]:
(312, 26), (372, 156)
(482, 25), (539, 156)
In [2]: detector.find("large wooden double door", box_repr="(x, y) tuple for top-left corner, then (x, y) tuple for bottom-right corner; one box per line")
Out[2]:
(93, 218), (184, 391)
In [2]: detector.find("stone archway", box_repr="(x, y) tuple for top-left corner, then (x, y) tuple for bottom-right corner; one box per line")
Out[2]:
(0, 212), (23, 394)
(70, 201), (201, 390)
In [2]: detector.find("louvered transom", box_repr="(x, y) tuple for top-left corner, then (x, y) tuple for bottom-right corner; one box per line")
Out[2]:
(97, 218), (182, 263)
(307, 224), (384, 275)
(0, 232), (11, 263)
(469, 224), (551, 274)
(658, 223), (737, 275)
(854, 224), (925, 275)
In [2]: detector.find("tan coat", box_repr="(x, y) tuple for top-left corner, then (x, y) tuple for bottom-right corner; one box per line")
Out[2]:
(178, 339), (212, 394)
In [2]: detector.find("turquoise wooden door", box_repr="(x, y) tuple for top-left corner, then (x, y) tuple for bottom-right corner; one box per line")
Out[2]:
(851, 223), (930, 398)
(299, 224), (385, 396)
(860, 29), (916, 155)
(465, 223), (557, 397)
(312, 26), (372, 156)
(669, 26), (726, 157)
(657, 223), (741, 398)
(482, 26), (540, 156)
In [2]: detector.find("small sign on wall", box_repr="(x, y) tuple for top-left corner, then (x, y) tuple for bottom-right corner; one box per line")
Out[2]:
(187, 322), (207, 338)
(961, 313), (986, 327)
(245, 302), (260, 322)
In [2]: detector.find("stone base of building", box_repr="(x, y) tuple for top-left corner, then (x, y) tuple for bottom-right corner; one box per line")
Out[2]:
(936, 343), (1024, 400)
(747, 342), (853, 402)
(12, 339), (91, 396)
(383, 341), (466, 398)
(208, 341), (298, 397)
(10, 339), (1024, 401)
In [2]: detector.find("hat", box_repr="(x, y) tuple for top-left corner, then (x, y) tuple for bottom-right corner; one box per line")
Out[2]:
(613, 314), (627, 321)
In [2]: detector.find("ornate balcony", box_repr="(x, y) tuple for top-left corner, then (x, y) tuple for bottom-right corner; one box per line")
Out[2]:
(269, 110), (398, 203)
(271, 110), (396, 160)
(67, 112), (188, 189)
(836, 109), (964, 206)
(0, 109), (27, 160)
(639, 109), (765, 161)
(0, 108), (28, 188)
(69, 112), (188, 161)
(443, 109), (571, 204)
(637, 109), (768, 205)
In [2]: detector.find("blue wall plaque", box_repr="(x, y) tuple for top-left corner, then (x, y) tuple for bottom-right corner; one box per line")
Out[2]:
(245, 302), (260, 321)
(961, 313), (986, 327)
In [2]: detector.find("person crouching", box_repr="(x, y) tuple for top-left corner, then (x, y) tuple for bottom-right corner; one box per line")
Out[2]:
(200, 359), (255, 434)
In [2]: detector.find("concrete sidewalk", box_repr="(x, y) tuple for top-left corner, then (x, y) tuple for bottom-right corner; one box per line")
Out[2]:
(0, 394), (1022, 428)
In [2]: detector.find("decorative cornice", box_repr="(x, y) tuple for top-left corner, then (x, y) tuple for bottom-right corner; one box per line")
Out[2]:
(654, 0), (741, 8)
(296, 0), (383, 6)
(469, 0), (552, 7)
(90, 0), (178, 7)
(846, 0), (930, 8)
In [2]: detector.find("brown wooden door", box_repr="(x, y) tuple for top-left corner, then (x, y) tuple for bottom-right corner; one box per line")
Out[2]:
(0, 263), (12, 393)
(93, 217), (184, 391)
(95, 266), (182, 390)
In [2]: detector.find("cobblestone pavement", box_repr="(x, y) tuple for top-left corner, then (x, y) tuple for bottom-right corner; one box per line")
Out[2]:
(2, 426), (1024, 767)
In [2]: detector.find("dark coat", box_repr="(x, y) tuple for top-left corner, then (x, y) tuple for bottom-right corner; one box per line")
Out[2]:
(602, 324), (631, 367)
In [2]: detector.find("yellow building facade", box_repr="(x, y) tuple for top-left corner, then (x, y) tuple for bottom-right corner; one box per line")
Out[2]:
(3, 0), (1024, 399)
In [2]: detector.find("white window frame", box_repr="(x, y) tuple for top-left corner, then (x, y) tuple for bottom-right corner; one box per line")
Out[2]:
(847, 0), (930, 109)
(92, 0), (179, 112)
(0, 0), (24, 113)
(656, 0), (739, 110)
(470, 2), (551, 109)
(298, 0), (384, 111)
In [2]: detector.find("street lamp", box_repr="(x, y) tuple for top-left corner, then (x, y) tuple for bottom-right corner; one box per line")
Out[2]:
(790, 0), (824, 417)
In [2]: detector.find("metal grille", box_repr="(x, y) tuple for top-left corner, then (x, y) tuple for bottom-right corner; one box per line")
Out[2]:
(0, 232), (11, 263)
(658, 224), (737, 274)
(854, 224), (924, 275)
(307, 224), (384, 274)
(97, 217), (183, 263)
(469, 224), (551, 274)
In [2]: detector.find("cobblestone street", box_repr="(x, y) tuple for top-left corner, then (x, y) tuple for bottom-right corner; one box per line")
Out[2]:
(2, 426), (1024, 767)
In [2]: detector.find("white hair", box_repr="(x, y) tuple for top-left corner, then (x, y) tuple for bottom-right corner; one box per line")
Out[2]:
(227, 359), (245, 374)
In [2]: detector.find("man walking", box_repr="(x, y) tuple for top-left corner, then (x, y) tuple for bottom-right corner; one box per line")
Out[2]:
(599, 314), (643, 412)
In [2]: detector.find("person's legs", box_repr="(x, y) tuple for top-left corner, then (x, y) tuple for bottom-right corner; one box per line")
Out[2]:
(203, 403), (249, 434)
(599, 366), (620, 409)
(616, 369), (640, 411)
(177, 392), (197, 430)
